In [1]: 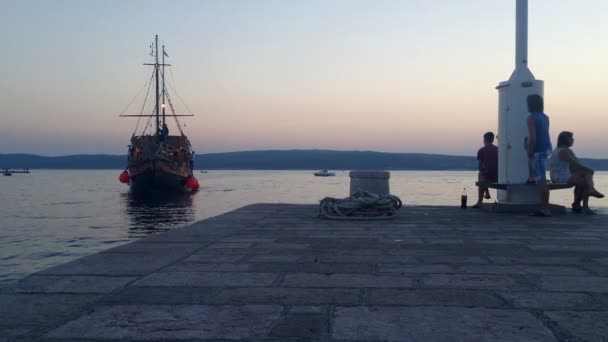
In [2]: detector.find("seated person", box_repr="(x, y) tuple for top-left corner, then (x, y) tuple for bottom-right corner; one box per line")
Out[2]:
(473, 132), (498, 208)
(548, 131), (604, 215)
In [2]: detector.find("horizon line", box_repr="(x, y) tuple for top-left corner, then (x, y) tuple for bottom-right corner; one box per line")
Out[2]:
(2, 149), (608, 160)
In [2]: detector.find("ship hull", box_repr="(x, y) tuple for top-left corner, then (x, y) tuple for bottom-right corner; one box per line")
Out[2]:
(129, 165), (189, 194)
(126, 134), (196, 194)
(128, 155), (193, 194)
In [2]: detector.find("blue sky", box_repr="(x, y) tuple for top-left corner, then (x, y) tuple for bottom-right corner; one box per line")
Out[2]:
(1, 0), (607, 157)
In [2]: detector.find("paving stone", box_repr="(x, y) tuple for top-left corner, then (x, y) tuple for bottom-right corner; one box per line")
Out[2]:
(255, 249), (317, 256)
(100, 286), (216, 305)
(388, 248), (469, 257)
(133, 271), (278, 287)
(15, 275), (135, 293)
(528, 244), (608, 253)
(0, 293), (101, 326)
(283, 273), (413, 288)
(424, 239), (464, 245)
(99, 242), (203, 255)
(534, 276), (608, 293)
(269, 313), (322, 339)
(38, 252), (185, 276)
(545, 311), (608, 342)
(470, 239), (525, 244)
(138, 227), (236, 243)
(290, 305), (325, 313)
(422, 274), (530, 291)
(589, 293), (608, 309)
(465, 244), (535, 256)
(419, 256), (488, 264)
(459, 265), (588, 276)
(332, 306), (556, 341)
(563, 232), (606, 238)
(163, 263), (252, 272)
(582, 264), (608, 276)
(182, 253), (243, 263)
(254, 243), (310, 249)
(251, 262), (374, 274)
(208, 287), (361, 305)
(531, 236), (602, 242)
(489, 256), (586, 265)
(381, 238), (426, 245)
(368, 289), (505, 307)
(0, 326), (38, 341)
(377, 264), (455, 274)
(47, 304), (282, 340)
(220, 237), (276, 243)
(335, 249), (385, 256)
(247, 255), (311, 263)
(500, 291), (593, 309)
(208, 242), (253, 249)
(320, 255), (418, 264)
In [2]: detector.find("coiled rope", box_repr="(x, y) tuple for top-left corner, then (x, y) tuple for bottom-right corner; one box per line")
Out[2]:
(318, 192), (402, 220)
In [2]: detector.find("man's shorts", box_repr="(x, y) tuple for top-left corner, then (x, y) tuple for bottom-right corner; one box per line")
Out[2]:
(530, 152), (549, 182)
(478, 172), (497, 187)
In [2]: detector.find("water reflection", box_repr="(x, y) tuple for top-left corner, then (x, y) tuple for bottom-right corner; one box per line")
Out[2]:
(122, 191), (196, 238)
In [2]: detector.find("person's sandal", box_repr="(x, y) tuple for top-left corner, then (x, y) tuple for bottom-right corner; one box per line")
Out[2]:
(589, 190), (605, 199)
(530, 210), (552, 217)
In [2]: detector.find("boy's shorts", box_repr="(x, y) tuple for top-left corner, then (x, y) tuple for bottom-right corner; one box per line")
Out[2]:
(478, 172), (497, 186)
(530, 152), (549, 182)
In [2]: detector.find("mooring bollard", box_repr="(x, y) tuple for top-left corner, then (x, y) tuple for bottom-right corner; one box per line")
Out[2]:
(349, 170), (390, 195)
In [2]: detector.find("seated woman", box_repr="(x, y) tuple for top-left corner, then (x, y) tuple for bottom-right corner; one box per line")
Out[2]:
(548, 131), (604, 215)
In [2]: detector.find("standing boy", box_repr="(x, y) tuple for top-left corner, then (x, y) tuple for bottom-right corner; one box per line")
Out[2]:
(473, 132), (498, 208)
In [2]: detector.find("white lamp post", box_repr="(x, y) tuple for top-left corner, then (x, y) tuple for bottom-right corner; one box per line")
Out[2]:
(496, 0), (544, 204)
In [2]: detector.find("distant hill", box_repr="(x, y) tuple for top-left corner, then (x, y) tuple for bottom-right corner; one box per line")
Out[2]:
(0, 154), (127, 170)
(196, 150), (477, 170)
(2, 150), (608, 171)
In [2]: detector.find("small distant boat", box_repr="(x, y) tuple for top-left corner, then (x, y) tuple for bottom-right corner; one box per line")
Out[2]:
(2, 168), (29, 174)
(199, 170), (208, 173)
(314, 169), (335, 177)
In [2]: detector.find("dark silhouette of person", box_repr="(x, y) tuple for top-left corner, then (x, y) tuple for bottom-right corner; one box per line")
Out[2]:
(526, 94), (553, 217)
(160, 124), (169, 142)
(473, 132), (498, 208)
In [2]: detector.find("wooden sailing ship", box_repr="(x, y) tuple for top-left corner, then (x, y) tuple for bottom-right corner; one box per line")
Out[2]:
(119, 35), (198, 193)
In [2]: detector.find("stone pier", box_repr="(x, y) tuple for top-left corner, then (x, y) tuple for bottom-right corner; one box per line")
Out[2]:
(1, 204), (607, 341)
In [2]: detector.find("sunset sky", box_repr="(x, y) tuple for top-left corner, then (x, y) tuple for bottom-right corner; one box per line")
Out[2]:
(1, 0), (607, 157)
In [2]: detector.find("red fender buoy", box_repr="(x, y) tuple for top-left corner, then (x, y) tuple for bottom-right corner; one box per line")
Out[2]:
(185, 177), (199, 190)
(119, 171), (130, 184)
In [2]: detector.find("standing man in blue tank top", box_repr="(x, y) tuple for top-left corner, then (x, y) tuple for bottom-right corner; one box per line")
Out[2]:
(526, 94), (553, 217)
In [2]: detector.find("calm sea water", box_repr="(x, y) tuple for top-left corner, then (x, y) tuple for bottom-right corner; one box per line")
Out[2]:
(1, 170), (607, 285)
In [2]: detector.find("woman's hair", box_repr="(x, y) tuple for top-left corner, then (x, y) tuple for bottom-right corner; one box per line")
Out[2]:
(557, 131), (573, 148)
(527, 94), (544, 113)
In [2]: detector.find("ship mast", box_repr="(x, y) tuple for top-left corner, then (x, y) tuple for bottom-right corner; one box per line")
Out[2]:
(124, 35), (191, 131)
(162, 44), (166, 130)
(154, 35), (160, 135)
